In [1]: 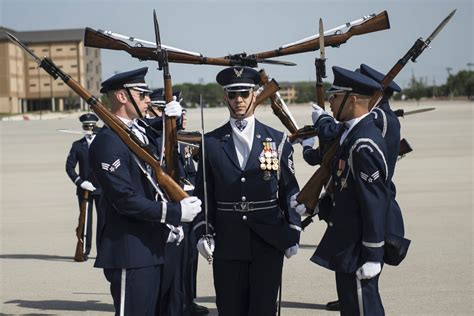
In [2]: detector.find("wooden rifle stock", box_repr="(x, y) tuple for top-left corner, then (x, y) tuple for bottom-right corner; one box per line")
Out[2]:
(255, 79), (280, 106)
(296, 138), (339, 211)
(258, 69), (298, 134)
(84, 28), (274, 67)
(253, 11), (390, 59)
(37, 57), (188, 202)
(74, 190), (89, 262)
(288, 126), (319, 143)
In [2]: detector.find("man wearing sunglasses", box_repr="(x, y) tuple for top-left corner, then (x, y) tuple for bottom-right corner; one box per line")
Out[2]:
(194, 66), (306, 315)
(89, 67), (202, 316)
(66, 113), (102, 261)
(308, 66), (391, 315)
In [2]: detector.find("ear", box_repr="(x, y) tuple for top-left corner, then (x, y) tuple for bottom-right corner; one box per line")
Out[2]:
(115, 90), (129, 104)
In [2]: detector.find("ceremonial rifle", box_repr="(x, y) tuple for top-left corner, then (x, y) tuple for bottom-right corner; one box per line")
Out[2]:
(296, 10), (455, 213)
(315, 18), (327, 110)
(247, 11), (390, 60)
(394, 107), (435, 117)
(153, 10), (180, 182)
(83, 28), (295, 67)
(6, 32), (188, 202)
(74, 190), (89, 262)
(258, 69), (299, 134)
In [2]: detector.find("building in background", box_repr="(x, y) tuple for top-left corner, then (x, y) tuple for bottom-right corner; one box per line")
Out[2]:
(0, 27), (101, 114)
(279, 83), (297, 104)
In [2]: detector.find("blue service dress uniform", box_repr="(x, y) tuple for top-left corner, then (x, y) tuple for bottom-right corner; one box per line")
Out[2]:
(371, 97), (405, 238)
(89, 124), (182, 316)
(66, 136), (102, 255)
(311, 114), (390, 315)
(195, 120), (301, 316)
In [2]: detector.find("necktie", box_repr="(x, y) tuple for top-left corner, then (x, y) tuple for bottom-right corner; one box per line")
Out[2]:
(235, 119), (247, 132)
(130, 121), (149, 145)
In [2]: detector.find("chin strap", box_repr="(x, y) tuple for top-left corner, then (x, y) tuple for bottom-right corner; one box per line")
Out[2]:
(335, 92), (350, 121)
(125, 88), (144, 119)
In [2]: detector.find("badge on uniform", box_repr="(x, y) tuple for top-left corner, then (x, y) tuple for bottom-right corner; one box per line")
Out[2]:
(101, 159), (121, 172)
(259, 141), (279, 180)
(336, 159), (346, 177)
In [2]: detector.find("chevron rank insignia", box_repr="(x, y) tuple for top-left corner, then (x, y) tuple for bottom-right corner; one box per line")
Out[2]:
(102, 159), (121, 172)
(360, 171), (380, 183)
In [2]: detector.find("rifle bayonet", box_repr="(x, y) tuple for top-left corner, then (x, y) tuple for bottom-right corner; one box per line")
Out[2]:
(411, 9), (456, 62)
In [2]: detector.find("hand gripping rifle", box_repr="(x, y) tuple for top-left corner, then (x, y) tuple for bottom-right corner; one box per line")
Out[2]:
(6, 32), (188, 202)
(74, 190), (89, 262)
(83, 28), (295, 67)
(153, 10), (180, 182)
(297, 10), (456, 218)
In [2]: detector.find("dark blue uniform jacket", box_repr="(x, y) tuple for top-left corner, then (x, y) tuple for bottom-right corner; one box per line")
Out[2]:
(195, 120), (301, 261)
(311, 115), (390, 273)
(66, 137), (101, 196)
(89, 125), (182, 269)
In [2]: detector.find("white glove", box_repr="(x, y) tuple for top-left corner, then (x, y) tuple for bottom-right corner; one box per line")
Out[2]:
(356, 261), (382, 280)
(180, 196), (202, 222)
(290, 192), (307, 216)
(80, 181), (96, 192)
(197, 236), (215, 262)
(311, 102), (325, 124)
(302, 136), (316, 148)
(285, 244), (299, 259)
(164, 96), (183, 117)
(166, 225), (184, 244)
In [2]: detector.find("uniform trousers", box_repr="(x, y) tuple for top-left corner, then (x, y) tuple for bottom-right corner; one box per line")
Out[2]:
(335, 270), (384, 316)
(104, 265), (162, 316)
(213, 232), (284, 316)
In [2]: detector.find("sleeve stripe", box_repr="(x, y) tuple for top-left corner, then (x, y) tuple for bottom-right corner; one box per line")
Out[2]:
(363, 241), (385, 248)
(290, 224), (302, 232)
(160, 201), (167, 223)
(348, 138), (388, 181)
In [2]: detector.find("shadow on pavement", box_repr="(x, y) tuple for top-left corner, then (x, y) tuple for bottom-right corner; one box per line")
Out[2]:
(195, 296), (326, 311)
(298, 243), (318, 249)
(0, 254), (94, 262)
(4, 299), (114, 313)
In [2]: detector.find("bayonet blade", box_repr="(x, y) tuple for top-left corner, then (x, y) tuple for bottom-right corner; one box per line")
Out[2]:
(153, 9), (162, 53)
(319, 18), (325, 60)
(5, 32), (42, 65)
(404, 107), (435, 116)
(425, 9), (456, 45)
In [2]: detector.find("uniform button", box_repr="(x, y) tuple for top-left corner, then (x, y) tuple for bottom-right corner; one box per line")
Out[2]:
(241, 177), (246, 183)
(332, 201), (336, 207)
(242, 215), (247, 220)
(328, 222), (333, 227)
(241, 196), (246, 202)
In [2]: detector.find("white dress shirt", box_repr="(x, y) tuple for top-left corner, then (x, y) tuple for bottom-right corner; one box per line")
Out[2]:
(230, 115), (255, 170)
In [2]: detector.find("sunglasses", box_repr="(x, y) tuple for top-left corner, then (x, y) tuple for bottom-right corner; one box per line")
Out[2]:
(132, 89), (151, 101)
(227, 90), (251, 100)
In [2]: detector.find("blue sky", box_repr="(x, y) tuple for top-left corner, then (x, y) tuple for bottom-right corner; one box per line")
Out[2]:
(1, 0), (472, 88)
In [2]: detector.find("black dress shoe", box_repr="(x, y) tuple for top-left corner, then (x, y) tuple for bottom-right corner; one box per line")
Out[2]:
(191, 302), (209, 315)
(326, 300), (340, 311)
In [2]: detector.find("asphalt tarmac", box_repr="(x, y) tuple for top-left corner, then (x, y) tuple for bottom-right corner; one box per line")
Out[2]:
(0, 101), (472, 315)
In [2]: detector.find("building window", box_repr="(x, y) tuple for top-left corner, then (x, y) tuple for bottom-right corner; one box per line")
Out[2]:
(56, 48), (63, 52)
(71, 65), (77, 68)
(42, 48), (48, 52)
(58, 82), (64, 86)
(29, 66), (35, 70)
(44, 83), (50, 86)
(70, 47), (77, 51)
(30, 84), (36, 87)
